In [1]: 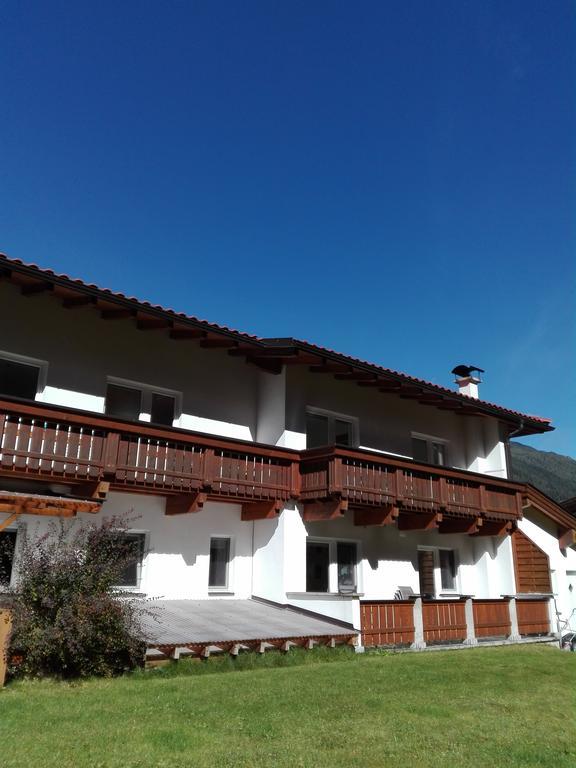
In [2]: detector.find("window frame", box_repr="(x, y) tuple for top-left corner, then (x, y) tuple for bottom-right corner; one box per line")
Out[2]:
(114, 531), (148, 591)
(417, 546), (459, 597)
(105, 376), (182, 427)
(0, 349), (48, 400)
(305, 407), (359, 449)
(305, 537), (361, 594)
(411, 431), (449, 467)
(208, 535), (234, 593)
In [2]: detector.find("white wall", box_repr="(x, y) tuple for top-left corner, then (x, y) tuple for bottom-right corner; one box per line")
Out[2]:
(0, 282), (257, 442)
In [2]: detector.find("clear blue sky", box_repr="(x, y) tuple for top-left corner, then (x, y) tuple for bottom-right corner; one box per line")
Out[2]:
(1, 1), (574, 456)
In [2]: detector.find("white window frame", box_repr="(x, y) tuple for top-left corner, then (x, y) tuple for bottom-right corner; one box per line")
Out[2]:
(305, 537), (361, 594)
(305, 407), (359, 448)
(0, 349), (48, 399)
(208, 535), (234, 594)
(106, 376), (182, 427)
(114, 530), (148, 592)
(411, 431), (449, 466)
(417, 546), (459, 597)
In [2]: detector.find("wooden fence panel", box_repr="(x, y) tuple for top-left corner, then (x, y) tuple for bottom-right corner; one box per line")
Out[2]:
(516, 599), (550, 636)
(360, 601), (415, 646)
(473, 599), (511, 638)
(422, 600), (467, 643)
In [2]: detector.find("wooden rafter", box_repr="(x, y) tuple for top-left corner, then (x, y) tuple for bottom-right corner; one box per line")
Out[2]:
(0, 492), (101, 530)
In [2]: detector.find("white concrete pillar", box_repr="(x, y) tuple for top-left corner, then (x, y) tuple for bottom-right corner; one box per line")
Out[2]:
(507, 597), (521, 642)
(464, 598), (478, 646)
(410, 598), (426, 650)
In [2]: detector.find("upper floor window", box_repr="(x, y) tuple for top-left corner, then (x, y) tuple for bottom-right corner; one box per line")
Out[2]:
(306, 408), (358, 449)
(0, 352), (46, 400)
(411, 434), (448, 466)
(105, 378), (180, 427)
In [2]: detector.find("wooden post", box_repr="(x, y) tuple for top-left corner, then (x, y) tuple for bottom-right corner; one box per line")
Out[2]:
(410, 598), (426, 650)
(464, 598), (478, 646)
(0, 607), (12, 688)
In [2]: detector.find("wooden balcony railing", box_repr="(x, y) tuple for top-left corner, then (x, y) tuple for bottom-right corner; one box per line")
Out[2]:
(361, 597), (550, 647)
(300, 446), (523, 524)
(0, 398), (298, 506)
(0, 399), (526, 524)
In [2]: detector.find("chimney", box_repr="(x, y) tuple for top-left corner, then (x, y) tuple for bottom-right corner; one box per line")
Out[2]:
(451, 365), (484, 399)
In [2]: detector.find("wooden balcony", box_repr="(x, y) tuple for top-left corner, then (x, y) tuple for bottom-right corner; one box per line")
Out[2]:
(300, 446), (523, 532)
(0, 398), (525, 528)
(0, 398), (298, 515)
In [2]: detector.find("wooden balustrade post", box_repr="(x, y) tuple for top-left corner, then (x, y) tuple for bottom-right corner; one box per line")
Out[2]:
(507, 597), (521, 642)
(410, 598), (426, 650)
(0, 607), (12, 688)
(464, 598), (478, 646)
(202, 448), (216, 489)
(439, 476), (448, 509)
(328, 456), (343, 496)
(290, 460), (301, 499)
(103, 432), (120, 476)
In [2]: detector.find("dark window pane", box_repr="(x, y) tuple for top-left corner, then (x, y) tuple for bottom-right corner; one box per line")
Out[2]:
(412, 438), (428, 463)
(418, 550), (435, 598)
(209, 538), (230, 588)
(337, 542), (357, 592)
(306, 542), (330, 592)
(334, 419), (353, 447)
(306, 413), (330, 448)
(439, 550), (456, 590)
(0, 359), (39, 399)
(106, 384), (141, 420)
(0, 531), (17, 586)
(150, 393), (175, 426)
(117, 533), (145, 588)
(432, 442), (446, 466)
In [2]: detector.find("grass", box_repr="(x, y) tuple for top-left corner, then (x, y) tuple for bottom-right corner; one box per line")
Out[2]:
(1, 644), (574, 767)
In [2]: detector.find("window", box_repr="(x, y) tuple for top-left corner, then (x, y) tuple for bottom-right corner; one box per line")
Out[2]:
(105, 378), (178, 426)
(306, 540), (358, 593)
(106, 383), (142, 421)
(418, 548), (458, 597)
(306, 409), (357, 449)
(116, 533), (146, 589)
(411, 434), (448, 466)
(209, 537), (231, 590)
(0, 530), (17, 586)
(0, 356), (41, 399)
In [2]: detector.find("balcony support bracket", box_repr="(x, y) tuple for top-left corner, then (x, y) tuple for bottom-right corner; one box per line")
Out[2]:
(353, 505), (399, 527)
(165, 492), (208, 516)
(302, 499), (348, 521)
(397, 511), (441, 531)
(241, 500), (283, 521)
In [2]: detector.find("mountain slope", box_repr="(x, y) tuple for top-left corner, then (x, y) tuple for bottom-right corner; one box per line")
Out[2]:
(509, 442), (576, 503)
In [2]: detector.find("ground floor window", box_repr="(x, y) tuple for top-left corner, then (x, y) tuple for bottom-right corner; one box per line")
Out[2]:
(116, 533), (146, 589)
(306, 539), (358, 593)
(209, 537), (231, 590)
(418, 548), (457, 598)
(0, 530), (17, 586)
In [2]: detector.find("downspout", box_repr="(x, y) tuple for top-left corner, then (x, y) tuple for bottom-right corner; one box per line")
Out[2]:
(505, 419), (525, 481)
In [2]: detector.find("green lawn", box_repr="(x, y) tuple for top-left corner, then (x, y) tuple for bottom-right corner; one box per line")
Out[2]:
(1, 644), (574, 768)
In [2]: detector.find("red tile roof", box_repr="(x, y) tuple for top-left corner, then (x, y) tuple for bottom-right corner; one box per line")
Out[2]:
(0, 252), (553, 433)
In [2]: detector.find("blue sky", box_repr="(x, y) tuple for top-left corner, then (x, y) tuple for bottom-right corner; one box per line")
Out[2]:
(1, 1), (574, 456)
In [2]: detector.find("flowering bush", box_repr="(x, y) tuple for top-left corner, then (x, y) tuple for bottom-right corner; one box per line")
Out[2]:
(5, 515), (147, 679)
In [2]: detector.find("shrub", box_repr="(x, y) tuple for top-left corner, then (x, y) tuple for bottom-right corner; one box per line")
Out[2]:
(4, 515), (148, 679)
